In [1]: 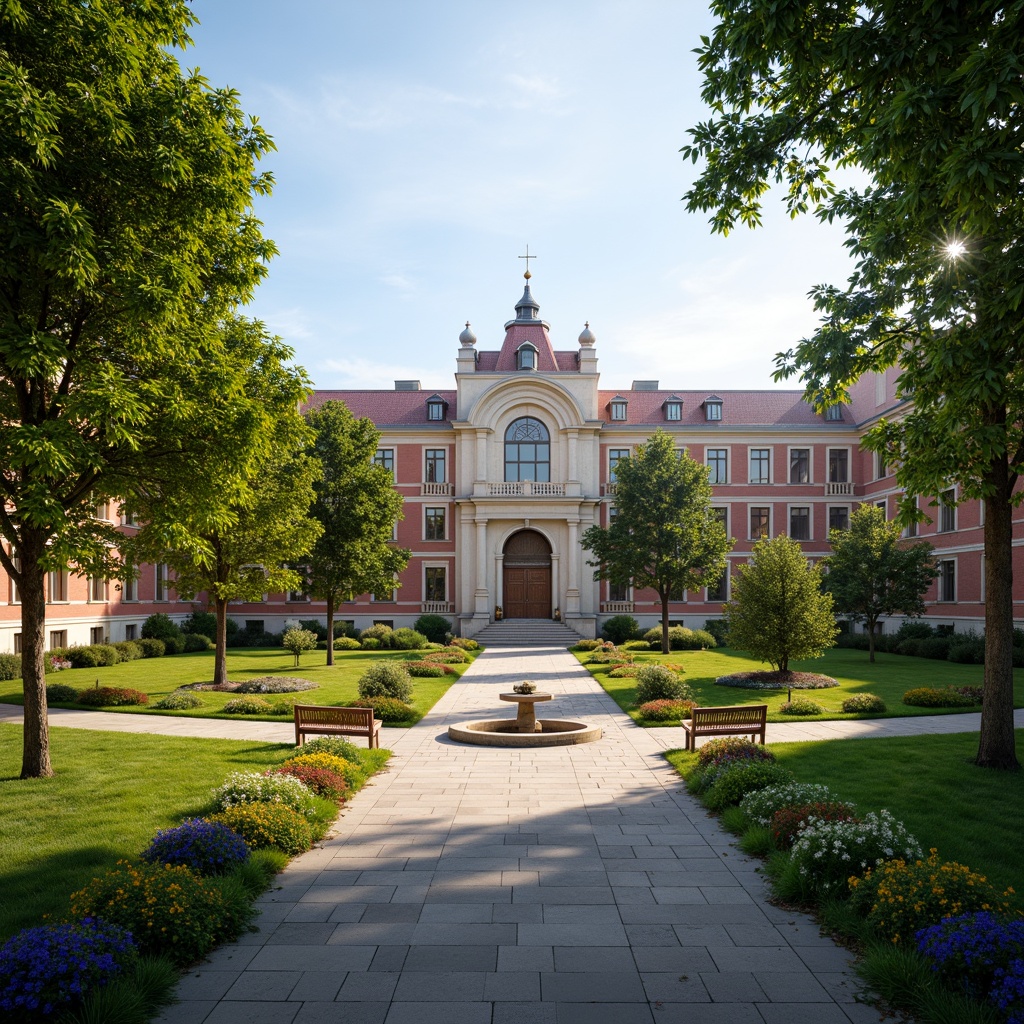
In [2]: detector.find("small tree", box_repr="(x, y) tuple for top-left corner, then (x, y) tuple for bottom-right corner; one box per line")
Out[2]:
(725, 536), (838, 676)
(282, 628), (318, 667)
(824, 505), (938, 663)
(582, 430), (732, 653)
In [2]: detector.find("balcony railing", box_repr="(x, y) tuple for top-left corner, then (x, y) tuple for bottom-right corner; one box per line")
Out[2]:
(824, 481), (855, 496)
(602, 482), (619, 496)
(601, 601), (634, 613)
(487, 481), (566, 497)
(421, 482), (454, 496)
(421, 601), (453, 614)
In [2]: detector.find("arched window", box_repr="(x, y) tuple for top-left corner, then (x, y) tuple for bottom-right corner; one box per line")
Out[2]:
(504, 417), (550, 482)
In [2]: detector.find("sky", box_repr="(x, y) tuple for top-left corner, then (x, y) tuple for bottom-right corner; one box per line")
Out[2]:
(185, 1), (859, 393)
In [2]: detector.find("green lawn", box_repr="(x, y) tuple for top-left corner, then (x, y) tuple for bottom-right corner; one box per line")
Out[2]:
(580, 646), (1024, 725)
(0, 723), (392, 939)
(665, 729), (1024, 902)
(0, 646), (478, 726)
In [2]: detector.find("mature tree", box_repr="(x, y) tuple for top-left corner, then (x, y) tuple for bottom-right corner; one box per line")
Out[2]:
(725, 535), (839, 676)
(0, 2), (275, 777)
(824, 505), (939, 662)
(582, 430), (732, 653)
(305, 401), (409, 665)
(682, 2), (1022, 768)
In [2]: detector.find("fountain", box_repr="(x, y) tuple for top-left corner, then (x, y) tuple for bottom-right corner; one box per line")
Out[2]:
(448, 682), (602, 747)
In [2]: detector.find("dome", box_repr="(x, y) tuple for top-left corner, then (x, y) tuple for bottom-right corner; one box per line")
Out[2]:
(459, 321), (477, 346)
(578, 321), (596, 347)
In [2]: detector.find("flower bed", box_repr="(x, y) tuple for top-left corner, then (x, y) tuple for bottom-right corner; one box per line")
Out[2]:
(715, 670), (838, 689)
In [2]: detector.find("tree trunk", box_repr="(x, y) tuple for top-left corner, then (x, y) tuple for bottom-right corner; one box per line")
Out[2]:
(325, 596), (336, 667)
(661, 593), (670, 654)
(214, 596), (230, 688)
(977, 463), (1020, 769)
(20, 527), (52, 779)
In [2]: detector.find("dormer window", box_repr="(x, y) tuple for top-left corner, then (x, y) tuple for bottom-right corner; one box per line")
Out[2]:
(609, 396), (628, 422)
(703, 396), (723, 421)
(663, 397), (683, 421)
(426, 394), (448, 421)
(824, 405), (843, 421)
(517, 344), (537, 371)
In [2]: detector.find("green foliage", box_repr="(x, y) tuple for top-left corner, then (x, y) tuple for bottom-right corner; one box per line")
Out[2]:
(45, 683), (80, 703)
(360, 623), (394, 646)
(738, 782), (840, 827)
(406, 661), (450, 678)
(297, 737), (363, 763)
(414, 614), (452, 644)
(622, 640), (653, 651)
(182, 633), (214, 653)
(284, 752), (365, 789)
(644, 625), (717, 650)
(223, 696), (274, 715)
(331, 636), (362, 650)
(206, 802), (313, 857)
(601, 615), (640, 645)
(842, 694), (887, 714)
(357, 660), (413, 701)
(137, 639), (165, 659)
(448, 637), (478, 650)
(281, 628), (318, 665)
(779, 698), (825, 716)
(152, 691), (204, 711)
(636, 699), (696, 721)
(67, 644), (119, 669)
(0, 653), (20, 681)
(725, 535), (838, 674)
(77, 687), (148, 707)
(181, 611), (219, 641)
(141, 615), (182, 643)
(633, 664), (692, 705)
(422, 647), (467, 664)
(161, 635), (185, 655)
(703, 619), (729, 646)
(63, 954), (179, 1024)
(214, 770), (318, 818)
(351, 696), (415, 722)
(703, 761), (794, 811)
(360, 637), (381, 650)
(391, 628), (428, 650)
(113, 640), (144, 662)
(570, 639), (603, 652)
(582, 431), (732, 652)
(903, 687), (978, 708)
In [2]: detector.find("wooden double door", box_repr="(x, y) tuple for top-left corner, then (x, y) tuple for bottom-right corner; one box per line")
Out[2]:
(503, 567), (551, 619)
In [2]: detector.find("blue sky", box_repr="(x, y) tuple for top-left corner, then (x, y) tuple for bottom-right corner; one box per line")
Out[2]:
(186, 1), (857, 392)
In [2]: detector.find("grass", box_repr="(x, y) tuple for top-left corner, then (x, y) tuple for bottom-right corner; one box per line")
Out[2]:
(664, 729), (1024, 897)
(580, 646), (1024, 725)
(0, 646), (478, 727)
(0, 722), (388, 939)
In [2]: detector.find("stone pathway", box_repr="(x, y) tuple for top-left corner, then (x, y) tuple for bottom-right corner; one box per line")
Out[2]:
(149, 646), (884, 1024)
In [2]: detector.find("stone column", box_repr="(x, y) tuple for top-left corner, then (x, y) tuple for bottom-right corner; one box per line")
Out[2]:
(495, 554), (504, 613)
(550, 553), (560, 615)
(566, 519), (581, 615)
(474, 517), (489, 615)
(567, 428), (579, 482)
(475, 428), (488, 482)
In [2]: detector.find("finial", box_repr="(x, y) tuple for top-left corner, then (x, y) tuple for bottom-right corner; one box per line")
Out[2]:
(459, 321), (477, 346)
(519, 245), (536, 280)
(579, 321), (596, 347)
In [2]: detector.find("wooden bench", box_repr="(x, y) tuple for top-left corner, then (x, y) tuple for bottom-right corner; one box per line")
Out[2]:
(680, 704), (768, 752)
(293, 704), (382, 749)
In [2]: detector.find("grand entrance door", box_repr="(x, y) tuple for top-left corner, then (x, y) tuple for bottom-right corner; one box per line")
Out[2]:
(502, 529), (552, 618)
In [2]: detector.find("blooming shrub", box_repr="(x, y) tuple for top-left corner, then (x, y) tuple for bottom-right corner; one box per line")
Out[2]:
(703, 760), (794, 811)
(207, 802), (313, 856)
(405, 661), (451, 677)
(153, 691), (204, 710)
(740, 782), (841, 827)
(637, 699), (696, 721)
(697, 737), (775, 770)
(351, 696), (415, 721)
(779, 698), (825, 716)
(213, 771), (318, 818)
(715, 670), (837, 689)
(274, 763), (349, 802)
(570, 639), (602, 652)
(849, 850), (1017, 943)
(770, 802), (858, 849)
(298, 736), (363, 762)
(449, 637), (479, 650)
(608, 665), (638, 678)
(902, 686), (977, 708)
(789, 810), (923, 896)
(68, 860), (249, 966)
(589, 645), (623, 664)
(0, 919), (137, 1021)
(285, 751), (365, 787)
(956, 685), (985, 704)
(236, 676), (318, 694)
(357, 661), (414, 701)
(841, 693), (887, 713)
(77, 686), (148, 707)
(44, 683), (80, 703)
(142, 818), (249, 875)
(223, 695), (273, 714)
(634, 664), (691, 705)
(992, 961), (1024, 1024)
(422, 648), (467, 664)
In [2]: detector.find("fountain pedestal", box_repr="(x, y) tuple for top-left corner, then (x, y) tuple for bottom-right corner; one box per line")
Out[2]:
(499, 692), (552, 732)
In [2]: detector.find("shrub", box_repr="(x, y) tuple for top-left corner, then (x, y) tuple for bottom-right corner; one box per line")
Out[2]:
(359, 623), (395, 647)
(413, 614), (452, 644)
(406, 661), (450, 677)
(332, 636), (361, 650)
(422, 647), (467, 663)
(636, 699), (696, 721)
(281, 628), (318, 663)
(268, 698), (298, 715)
(850, 850), (1017, 944)
(957, 685), (985, 704)
(142, 818), (249, 875)
(841, 693), (887, 714)
(274, 763), (349, 802)
(602, 614), (640, 645)
(141, 613), (182, 642)
(589, 645), (625, 664)
(113, 640), (143, 661)
(67, 644), (118, 669)
(351, 696), (415, 722)
(223, 695), (273, 715)
(903, 686), (977, 708)
(162, 634), (186, 655)
(181, 609), (218, 640)
(68, 860), (250, 966)
(770, 802), (859, 849)
(689, 629), (718, 650)
(893, 620), (935, 642)
(297, 736), (363, 762)
(0, 919), (138, 1021)
(643, 625), (715, 650)
(703, 618), (729, 646)
(284, 752), (365, 788)
(360, 637), (381, 650)
(739, 782), (840, 827)
(77, 686), (148, 707)
(621, 639), (653, 651)
(779, 697), (825, 716)
(919, 636), (954, 660)
(207, 801), (313, 856)
(570, 639), (602, 652)
(608, 665), (638, 678)
(237, 676), (318, 694)
(137, 638), (165, 658)
(948, 638), (986, 664)
(214, 771), (318, 818)
(357, 660), (413, 701)
(153, 691), (204, 710)
(633, 664), (691, 705)
(703, 760), (794, 811)
(0, 652), (22, 681)
(789, 810), (923, 896)
(296, 619), (328, 641)
(45, 683), (80, 703)
(697, 736), (775, 770)
(449, 636), (478, 650)
(183, 632), (214, 652)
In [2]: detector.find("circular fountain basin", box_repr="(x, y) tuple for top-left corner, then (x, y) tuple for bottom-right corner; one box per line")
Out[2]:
(448, 718), (602, 747)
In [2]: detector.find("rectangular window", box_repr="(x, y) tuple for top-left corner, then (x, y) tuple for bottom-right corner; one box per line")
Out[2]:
(13, 633), (22, 654)
(48, 570), (68, 603)
(122, 571), (138, 603)
(939, 489), (956, 532)
(825, 405), (843, 421)
(828, 506), (849, 532)
(94, 499), (110, 521)
(828, 448), (848, 483)
(124, 624), (137, 641)
(875, 499), (887, 519)
(90, 626), (105, 645)
(609, 579), (629, 602)
(749, 506), (770, 539)
(790, 448), (810, 484)
(707, 566), (728, 602)
(789, 506), (811, 540)
(372, 586), (395, 603)
(705, 401), (722, 421)
(373, 448), (395, 474)
(939, 559), (956, 602)
(155, 564), (168, 602)
(288, 587), (309, 602)
(425, 448), (446, 484)
(876, 452), (888, 479)
(425, 506), (446, 541)
(664, 400), (682, 421)
(749, 448), (770, 485)
(425, 566), (446, 603)
(609, 448), (630, 482)
(706, 448), (727, 485)
(10, 554), (20, 604)
(89, 577), (107, 603)
(49, 630), (67, 649)
(245, 620), (265, 633)
(904, 496), (919, 538)
(712, 506), (728, 536)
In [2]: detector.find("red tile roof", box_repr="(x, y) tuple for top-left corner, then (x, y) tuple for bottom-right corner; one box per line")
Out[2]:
(596, 390), (832, 426)
(306, 391), (458, 424)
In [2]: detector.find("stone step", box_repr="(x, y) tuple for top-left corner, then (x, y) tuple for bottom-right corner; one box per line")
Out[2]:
(472, 619), (584, 647)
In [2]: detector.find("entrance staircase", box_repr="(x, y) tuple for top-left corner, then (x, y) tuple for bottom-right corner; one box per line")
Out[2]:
(471, 619), (586, 648)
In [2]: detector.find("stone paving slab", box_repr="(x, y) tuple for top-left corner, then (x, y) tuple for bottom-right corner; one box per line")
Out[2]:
(144, 643), (881, 1023)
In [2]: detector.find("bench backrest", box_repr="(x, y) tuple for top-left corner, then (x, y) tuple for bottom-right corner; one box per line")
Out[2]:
(692, 704), (767, 726)
(294, 704), (374, 728)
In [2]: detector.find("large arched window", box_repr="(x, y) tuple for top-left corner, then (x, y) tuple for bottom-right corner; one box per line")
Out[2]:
(504, 417), (550, 482)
